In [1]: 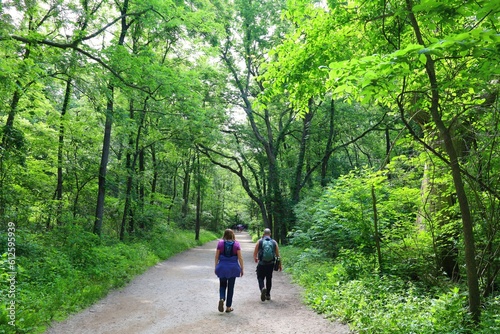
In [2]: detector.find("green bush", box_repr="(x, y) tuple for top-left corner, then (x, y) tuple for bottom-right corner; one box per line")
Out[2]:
(477, 295), (500, 333)
(292, 164), (420, 260)
(281, 245), (496, 333)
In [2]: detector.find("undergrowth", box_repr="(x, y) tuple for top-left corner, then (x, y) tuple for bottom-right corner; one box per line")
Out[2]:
(0, 224), (218, 334)
(281, 246), (500, 334)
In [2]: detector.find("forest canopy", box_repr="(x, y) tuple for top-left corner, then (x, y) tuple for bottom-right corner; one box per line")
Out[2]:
(1, 0), (499, 332)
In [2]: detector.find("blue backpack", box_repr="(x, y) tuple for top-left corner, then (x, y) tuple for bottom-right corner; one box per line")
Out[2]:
(223, 240), (235, 257)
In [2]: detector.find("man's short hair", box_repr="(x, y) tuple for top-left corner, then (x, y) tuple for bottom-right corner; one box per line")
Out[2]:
(263, 228), (271, 235)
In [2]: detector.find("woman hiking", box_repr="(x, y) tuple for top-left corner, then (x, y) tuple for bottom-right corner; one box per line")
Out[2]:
(214, 229), (244, 313)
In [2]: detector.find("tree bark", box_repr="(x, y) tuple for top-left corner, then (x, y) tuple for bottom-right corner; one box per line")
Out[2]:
(291, 100), (314, 205)
(94, 87), (114, 236)
(94, 0), (130, 236)
(321, 99), (336, 187)
(0, 46), (29, 219)
(150, 144), (158, 204)
(54, 78), (73, 227)
(138, 147), (145, 229)
(195, 153), (201, 241)
(406, 0), (480, 321)
(181, 156), (193, 219)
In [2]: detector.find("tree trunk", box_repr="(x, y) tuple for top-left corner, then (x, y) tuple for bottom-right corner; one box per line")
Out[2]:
(321, 99), (336, 187)
(167, 163), (179, 223)
(54, 78), (72, 226)
(138, 147), (145, 229)
(181, 156), (193, 219)
(195, 153), (201, 240)
(1, 44), (30, 150)
(431, 108), (480, 321)
(0, 80), (25, 219)
(94, 87), (114, 236)
(291, 101), (314, 205)
(94, 0), (130, 236)
(121, 169), (134, 239)
(150, 145), (158, 205)
(406, 0), (480, 321)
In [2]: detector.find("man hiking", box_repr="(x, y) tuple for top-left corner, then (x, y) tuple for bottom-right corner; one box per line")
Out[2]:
(253, 228), (282, 301)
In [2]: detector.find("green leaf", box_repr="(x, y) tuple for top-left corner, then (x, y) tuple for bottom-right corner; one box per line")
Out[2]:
(418, 53), (427, 64)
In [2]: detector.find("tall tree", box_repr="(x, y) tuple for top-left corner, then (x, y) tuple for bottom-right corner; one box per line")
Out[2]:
(94, 0), (132, 236)
(211, 0), (299, 241)
(263, 0), (500, 321)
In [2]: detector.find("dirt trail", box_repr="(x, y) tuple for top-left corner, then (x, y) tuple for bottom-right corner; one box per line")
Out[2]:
(46, 232), (351, 334)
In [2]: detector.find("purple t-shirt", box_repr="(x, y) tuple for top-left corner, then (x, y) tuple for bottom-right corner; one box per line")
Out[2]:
(217, 239), (241, 256)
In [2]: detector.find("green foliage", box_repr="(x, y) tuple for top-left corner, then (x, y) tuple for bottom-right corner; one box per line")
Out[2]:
(0, 226), (217, 334)
(281, 245), (493, 333)
(477, 295), (500, 333)
(292, 158), (421, 260)
(1, 0), (499, 331)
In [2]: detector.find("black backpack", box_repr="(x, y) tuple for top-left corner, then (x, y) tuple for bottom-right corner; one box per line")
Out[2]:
(223, 240), (235, 257)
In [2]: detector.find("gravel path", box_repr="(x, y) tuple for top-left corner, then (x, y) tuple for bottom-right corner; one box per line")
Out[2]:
(46, 232), (351, 334)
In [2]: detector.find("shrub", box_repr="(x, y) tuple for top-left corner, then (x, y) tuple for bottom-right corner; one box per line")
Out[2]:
(292, 165), (420, 260)
(281, 245), (487, 333)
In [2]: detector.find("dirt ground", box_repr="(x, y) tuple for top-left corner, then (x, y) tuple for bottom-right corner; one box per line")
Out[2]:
(45, 232), (351, 334)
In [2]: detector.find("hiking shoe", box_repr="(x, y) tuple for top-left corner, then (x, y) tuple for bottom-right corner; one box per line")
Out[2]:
(218, 299), (224, 312)
(265, 294), (271, 300)
(260, 288), (267, 301)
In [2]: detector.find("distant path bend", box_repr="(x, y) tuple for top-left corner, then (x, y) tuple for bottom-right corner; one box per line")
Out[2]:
(46, 232), (351, 334)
